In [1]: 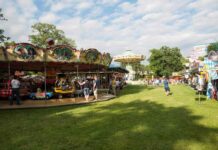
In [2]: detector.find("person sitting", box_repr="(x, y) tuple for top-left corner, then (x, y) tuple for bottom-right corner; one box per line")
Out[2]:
(55, 79), (60, 87)
(59, 78), (67, 90)
(36, 88), (45, 98)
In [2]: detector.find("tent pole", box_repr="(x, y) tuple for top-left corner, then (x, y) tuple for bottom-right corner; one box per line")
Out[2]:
(77, 65), (79, 78)
(44, 62), (47, 101)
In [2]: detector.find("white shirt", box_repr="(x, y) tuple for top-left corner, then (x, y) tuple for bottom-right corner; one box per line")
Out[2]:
(11, 79), (20, 88)
(116, 81), (120, 86)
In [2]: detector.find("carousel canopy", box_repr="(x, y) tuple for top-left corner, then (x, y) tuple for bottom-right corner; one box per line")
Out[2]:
(108, 61), (129, 73)
(0, 43), (112, 72)
(113, 50), (145, 63)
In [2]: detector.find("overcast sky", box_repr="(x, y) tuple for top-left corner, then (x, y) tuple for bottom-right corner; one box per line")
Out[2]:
(0, 0), (218, 59)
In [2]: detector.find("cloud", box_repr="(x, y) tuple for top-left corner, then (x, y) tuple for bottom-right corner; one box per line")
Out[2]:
(39, 12), (60, 24)
(97, 0), (121, 6)
(0, 0), (38, 42)
(76, 1), (94, 10)
(0, 0), (218, 59)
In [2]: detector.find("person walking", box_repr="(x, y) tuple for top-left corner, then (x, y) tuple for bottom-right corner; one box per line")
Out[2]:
(79, 79), (90, 102)
(163, 76), (170, 96)
(111, 78), (116, 96)
(10, 76), (21, 105)
(93, 76), (100, 100)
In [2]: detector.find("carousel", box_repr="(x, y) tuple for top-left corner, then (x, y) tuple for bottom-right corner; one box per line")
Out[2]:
(113, 50), (145, 80)
(0, 42), (115, 108)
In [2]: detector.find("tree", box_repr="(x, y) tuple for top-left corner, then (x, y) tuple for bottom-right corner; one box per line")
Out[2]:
(0, 8), (10, 44)
(198, 56), (204, 61)
(148, 46), (184, 77)
(29, 23), (76, 48)
(207, 41), (218, 54)
(60, 37), (76, 48)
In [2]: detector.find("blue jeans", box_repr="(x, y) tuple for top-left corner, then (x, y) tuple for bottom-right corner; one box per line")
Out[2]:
(10, 88), (21, 105)
(84, 88), (89, 96)
(164, 86), (170, 92)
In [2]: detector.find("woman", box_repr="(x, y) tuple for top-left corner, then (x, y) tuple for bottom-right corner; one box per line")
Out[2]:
(79, 79), (90, 101)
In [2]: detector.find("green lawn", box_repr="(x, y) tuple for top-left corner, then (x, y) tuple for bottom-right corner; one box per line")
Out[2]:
(0, 85), (218, 150)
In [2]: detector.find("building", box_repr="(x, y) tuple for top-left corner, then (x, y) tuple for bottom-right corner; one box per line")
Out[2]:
(189, 45), (207, 62)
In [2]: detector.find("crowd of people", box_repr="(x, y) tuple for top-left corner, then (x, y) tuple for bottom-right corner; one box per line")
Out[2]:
(6, 74), (127, 105)
(187, 74), (206, 91)
(143, 77), (184, 87)
(187, 73), (218, 100)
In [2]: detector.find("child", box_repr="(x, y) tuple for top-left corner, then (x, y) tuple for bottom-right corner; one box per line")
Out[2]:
(163, 76), (170, 96)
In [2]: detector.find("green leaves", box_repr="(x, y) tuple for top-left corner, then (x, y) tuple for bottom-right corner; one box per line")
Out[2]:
(149, 46), (184, 77)
(29, 23), (76, 48)
(0, 8), (10, 44)
(207, 41), (218, 54)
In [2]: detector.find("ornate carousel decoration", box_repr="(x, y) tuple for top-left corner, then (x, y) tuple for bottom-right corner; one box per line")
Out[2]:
(1, 42), (112, 70)
(13, 43), (37, 60)
(51, 46), (75, 61)
(102, 52), (112, 66)
(84, 48), (101, 63)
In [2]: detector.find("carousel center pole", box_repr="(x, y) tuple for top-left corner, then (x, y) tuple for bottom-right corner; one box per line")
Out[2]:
(8, 60), (10, 81)
(44, 49), (47, 102)
(76, 65), (79, 78)
(44, 38), (54, 101)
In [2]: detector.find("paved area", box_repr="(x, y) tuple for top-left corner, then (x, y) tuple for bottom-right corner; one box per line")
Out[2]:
(0, 94), (116, 109)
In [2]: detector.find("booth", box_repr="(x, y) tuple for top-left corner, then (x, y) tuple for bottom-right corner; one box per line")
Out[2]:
(203, 53), (218, 100)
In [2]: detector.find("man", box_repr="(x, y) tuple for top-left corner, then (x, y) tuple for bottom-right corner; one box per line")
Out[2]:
(93, 76), (100, 100)
(116, 79), (120, 90)
(10, 76), (21, 105)
(111, 78), (116, 96)
(163, 76), (170, 96)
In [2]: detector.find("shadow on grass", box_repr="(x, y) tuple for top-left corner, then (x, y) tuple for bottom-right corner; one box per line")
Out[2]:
(0, 99), (217, 150)
(195, 97), (207, 101)
(118, 85), (155, 96)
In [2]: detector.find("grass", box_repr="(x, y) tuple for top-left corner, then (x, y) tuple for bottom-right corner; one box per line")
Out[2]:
(0, 84), (218, 150)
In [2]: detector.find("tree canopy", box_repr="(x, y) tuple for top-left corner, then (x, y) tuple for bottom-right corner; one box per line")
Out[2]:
(29, 23), (76, 48)
(207, 41), (218, 53)
(0, 8), (10, 44)
(148, 46), (184, 77)
(198, 56), (204, 61)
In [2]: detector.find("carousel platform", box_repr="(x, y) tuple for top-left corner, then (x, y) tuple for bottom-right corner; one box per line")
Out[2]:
(0, 94), (116, 109)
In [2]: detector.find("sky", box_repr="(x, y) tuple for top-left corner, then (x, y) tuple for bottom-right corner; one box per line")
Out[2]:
(0, 0), (218, 60)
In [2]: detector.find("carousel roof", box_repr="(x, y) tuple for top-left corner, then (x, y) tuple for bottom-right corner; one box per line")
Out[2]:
(113, 50), (145, 63)
(0, 43), (112, 72)
(108, 61), (129, 73)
